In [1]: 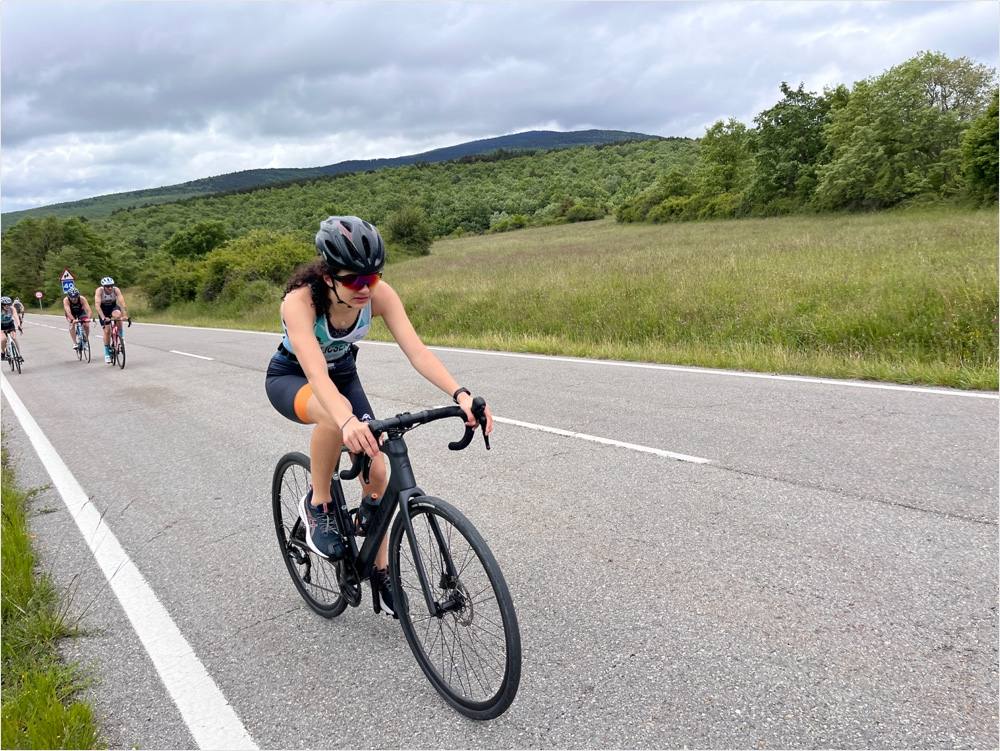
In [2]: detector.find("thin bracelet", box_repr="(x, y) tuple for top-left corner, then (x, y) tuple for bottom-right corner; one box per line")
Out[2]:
(340, 415), (358, 431)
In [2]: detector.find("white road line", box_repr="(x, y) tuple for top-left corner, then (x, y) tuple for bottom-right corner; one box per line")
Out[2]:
(30, 314), (998, 399)
(495, 416), (712, 464)
(170, 350), (214, 361)
(1, 378), (257, 751)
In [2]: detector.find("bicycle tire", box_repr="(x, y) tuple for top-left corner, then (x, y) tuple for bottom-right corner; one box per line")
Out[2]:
(11, 342), (21, 375)
(389, 495), (521, 720)
(76, 331), (83, 361)
(117, 337), (126, 369)
(83, 336), (91, 363)
(271, 452), (347, 618)
(7, 344), (13, 372)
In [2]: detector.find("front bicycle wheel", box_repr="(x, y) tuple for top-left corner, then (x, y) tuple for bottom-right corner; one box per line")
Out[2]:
(76, 332), (83, 361)
(11, 342), (21, 374)
(390, 496), (521, 720)
(271, 452), (346, 618)
(83, 336), (91, 363)
(117, 337), (126, 369)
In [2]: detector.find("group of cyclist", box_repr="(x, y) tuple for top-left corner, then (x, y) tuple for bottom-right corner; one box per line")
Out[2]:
(0, 277), (129, 366)
(62, 277), (129, 364)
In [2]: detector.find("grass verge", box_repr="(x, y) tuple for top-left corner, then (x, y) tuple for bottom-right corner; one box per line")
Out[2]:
(1, 448), (100, 749)
(134, 208), (998, 390)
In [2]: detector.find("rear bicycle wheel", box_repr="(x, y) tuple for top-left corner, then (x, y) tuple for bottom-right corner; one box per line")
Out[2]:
(271, 452), (346, 618)
(390, 496), (521, 720)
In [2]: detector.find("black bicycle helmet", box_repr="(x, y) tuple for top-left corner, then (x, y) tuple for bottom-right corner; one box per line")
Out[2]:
(315, 216), (386, 274)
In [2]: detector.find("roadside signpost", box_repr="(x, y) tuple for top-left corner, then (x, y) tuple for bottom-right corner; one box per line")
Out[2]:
(35, 290), (43, 310)
(60, 269), (75, 294)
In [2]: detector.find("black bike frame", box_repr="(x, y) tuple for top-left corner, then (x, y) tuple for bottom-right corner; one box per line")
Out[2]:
(332, 435), (459, 618)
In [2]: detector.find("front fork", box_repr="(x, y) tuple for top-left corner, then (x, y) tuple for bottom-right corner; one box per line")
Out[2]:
(399, 494), (463, 618)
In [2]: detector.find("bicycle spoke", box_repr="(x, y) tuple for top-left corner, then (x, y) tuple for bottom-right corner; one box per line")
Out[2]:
(442, 616), (492, 697)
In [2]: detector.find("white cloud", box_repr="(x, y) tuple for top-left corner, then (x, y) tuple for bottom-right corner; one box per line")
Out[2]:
(1, 0), (996, 211)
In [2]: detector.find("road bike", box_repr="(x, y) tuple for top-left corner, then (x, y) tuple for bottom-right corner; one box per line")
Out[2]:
(104, 317), (130, 369)
(4, 334), (23, 374)
(73, 318), (91, 363)
(271, 397), (521, 719)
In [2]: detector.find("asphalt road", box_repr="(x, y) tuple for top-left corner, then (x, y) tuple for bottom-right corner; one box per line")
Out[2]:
(2, 314), (997, 749)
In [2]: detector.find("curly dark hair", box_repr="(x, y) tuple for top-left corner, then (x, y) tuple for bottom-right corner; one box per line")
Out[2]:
(283, 258), (333, 320)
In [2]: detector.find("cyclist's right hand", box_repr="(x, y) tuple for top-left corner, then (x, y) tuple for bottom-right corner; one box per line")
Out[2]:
(342, 416), (380, 458)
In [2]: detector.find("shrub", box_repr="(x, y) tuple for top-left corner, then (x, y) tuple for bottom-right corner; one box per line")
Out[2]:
(383, 205), (433, 256)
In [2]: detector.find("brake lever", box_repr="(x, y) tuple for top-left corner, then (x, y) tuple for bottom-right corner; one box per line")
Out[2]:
(448, 396), (491, 451)
(339, 452), (365, 481)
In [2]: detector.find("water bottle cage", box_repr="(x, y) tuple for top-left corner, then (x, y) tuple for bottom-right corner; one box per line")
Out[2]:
(353, 495), (381, 536)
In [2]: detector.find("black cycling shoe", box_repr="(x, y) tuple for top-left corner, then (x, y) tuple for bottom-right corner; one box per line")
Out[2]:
(373, 568), (406, 618)
(299, 488), (346, 560)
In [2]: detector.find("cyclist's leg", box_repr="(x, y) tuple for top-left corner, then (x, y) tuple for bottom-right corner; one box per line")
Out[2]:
(68, 319), (77, 346)
(333, 368), (389, 565)
(81, 317), (91, 342)
(303, 393), (352, 505)
(111, 309), (123, 338)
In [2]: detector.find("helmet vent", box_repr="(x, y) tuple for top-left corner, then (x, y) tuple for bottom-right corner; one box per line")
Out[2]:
(324, 239), (338, 253)
(340, 220), (353, 233)
(343, 237), (363, 261)
(361, 236), (371, 251)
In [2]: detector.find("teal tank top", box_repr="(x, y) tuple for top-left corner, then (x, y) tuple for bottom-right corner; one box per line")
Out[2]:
(280, 302), (372, 364)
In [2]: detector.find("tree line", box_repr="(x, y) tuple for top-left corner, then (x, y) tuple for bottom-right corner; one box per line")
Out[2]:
(617, 51), (997, 222)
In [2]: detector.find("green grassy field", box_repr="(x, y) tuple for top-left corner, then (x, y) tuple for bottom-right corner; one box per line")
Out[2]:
(1, 450), (100, 748)
(135, 208), (998, 389)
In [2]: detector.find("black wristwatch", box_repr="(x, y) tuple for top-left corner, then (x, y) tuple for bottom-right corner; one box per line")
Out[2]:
(452, 387), (472, 403)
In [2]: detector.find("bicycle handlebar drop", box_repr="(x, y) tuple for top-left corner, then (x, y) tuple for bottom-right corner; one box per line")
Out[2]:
(339, 396), (490, 481)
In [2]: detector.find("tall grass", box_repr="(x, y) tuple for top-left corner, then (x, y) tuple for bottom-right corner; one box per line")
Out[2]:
(1, 450), (100, 749)
(135, 208), (998, 389)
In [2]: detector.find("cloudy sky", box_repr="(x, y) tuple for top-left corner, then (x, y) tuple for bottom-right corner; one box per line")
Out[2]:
(2, 1), (997, 212)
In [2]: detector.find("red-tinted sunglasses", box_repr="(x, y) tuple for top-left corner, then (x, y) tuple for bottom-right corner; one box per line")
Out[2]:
(332, 272), (382, 291)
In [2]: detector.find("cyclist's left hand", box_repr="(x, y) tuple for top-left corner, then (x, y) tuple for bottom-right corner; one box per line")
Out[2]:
(457, 393), (493, 436)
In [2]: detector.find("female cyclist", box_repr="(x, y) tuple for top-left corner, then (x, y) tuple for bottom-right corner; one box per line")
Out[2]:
(265, 216), (493, 616)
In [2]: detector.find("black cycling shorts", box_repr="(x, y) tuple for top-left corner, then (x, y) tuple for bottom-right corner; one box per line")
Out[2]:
(1, 322), (14, 333)
(265, 349), (374, 425)
(100, 304), (120, 321)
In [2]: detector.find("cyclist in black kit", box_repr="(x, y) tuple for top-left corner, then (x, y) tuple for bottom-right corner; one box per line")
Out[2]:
(63, 287), (93, 352)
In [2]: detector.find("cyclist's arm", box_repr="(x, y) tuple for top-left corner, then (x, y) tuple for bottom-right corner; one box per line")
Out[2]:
(282, 289), (355, 428)
(63, 298), (73, 321)
(373, 282), (490, 431)
(115, 287), (128, 316)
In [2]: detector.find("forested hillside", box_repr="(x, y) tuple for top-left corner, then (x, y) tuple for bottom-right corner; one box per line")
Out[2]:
(1, 129), (658, 224)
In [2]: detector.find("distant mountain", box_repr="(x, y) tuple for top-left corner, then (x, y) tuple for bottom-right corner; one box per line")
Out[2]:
(2, 129), (660, 225)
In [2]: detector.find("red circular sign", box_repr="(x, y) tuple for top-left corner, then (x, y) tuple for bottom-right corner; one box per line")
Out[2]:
(34, 291), (43, 299)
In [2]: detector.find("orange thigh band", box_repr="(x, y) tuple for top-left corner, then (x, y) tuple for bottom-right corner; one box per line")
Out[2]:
(293, 383), (315, 424)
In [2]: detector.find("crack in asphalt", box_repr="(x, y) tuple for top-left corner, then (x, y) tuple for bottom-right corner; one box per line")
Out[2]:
(712, 463), (997, 526)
